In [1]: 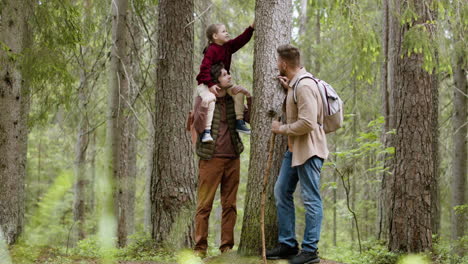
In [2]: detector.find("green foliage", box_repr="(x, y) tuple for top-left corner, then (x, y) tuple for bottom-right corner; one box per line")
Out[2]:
(25, 0), (85, 127)
(115, 232), (174, 262)
(323, 240), (400, 264)
(10, 244), (42, 264)
(453, 204), (468, 218)
(433, 236), (468, 264)
(33, 0), (82, 48)
(69, 236), (102, 258)
(24, 170), (74, 246)
(333, 116), (393, 175)
(401, 23), (438, 72)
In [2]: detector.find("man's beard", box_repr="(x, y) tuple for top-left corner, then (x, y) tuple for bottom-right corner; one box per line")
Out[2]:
(279, 67), (287, 77)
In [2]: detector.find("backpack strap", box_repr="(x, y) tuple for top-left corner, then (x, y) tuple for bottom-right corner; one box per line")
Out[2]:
(292, 74), (315, 104)
(291, 74), (324, 126)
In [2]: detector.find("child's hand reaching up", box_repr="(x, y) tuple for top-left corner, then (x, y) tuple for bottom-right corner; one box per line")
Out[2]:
(209, 84), (221, 96)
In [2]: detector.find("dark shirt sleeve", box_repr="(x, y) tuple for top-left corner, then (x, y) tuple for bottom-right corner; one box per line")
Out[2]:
(243, 96), (253, 124)
(196, 47), (217, 88)
(226, 26), (254, 54)
(193, 97), (209, 134)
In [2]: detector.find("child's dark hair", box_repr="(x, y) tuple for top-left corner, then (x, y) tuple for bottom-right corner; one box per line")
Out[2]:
(210, 62), (225, 83)
(203, 23), (223, 54)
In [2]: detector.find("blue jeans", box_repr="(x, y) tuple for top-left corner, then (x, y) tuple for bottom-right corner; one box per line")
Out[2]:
(274, 150), (323, 252)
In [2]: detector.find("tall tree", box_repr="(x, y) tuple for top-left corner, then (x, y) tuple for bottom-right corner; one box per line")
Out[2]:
(107, 0), (135, 247)
(451, 14), (467, 254)
(239, 0), (292, 255)
(378, 0), (392, 241)
(0, 0), (32, 245)
(72, 0), (92, 243)
(150, 0), (196, 247)
(386, 0), (438, 252)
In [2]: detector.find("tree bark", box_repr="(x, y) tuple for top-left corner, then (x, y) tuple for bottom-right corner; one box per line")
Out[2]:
(107, 0), (134, 248)
(238, 0), (292, 255)
(73, 0), (93, 243)
(387, 0), (438, 252)
(378, 0), (391, 241)
(451, 37), (467, 255)
(73, 61), (90, 243)
(151, 0), (196, 248)
(0, 0), (32, 245)
(144, 110), (154, 233)
(89, 132), (97, 215)
(314, 5), (321, 74)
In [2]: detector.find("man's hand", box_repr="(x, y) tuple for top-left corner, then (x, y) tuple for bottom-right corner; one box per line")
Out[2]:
(230, 85), (251, 97)
(277, 76), (291, 91)
(271, 120), (282, 134)
(209, 84), (221, 96)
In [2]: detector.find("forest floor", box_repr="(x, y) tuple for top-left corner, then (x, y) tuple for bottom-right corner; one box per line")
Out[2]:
(35, 252), (345, 264)
(116, 251), (345, 264)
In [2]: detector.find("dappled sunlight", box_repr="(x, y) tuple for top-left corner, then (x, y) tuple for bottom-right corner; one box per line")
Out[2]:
(398, 254), (430, 264)
(97, 165), (117, 263)
(177, 249), (204, 264)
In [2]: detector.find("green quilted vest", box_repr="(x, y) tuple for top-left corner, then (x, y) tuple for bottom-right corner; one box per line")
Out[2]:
(196, 95), (244, 160)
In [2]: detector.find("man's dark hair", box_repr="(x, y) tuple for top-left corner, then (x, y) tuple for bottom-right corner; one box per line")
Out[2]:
(210, 62), (225, 83)
(277, 44), (301, 67)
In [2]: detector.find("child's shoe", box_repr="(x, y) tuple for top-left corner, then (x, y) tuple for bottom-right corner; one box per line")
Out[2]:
(201, 129), (214, 143)
(236, 120), (251, 135)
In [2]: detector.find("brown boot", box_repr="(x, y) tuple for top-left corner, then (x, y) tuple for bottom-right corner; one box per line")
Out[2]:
(220, 247), (232, 254)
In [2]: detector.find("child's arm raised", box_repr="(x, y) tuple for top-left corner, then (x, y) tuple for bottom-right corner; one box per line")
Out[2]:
(226, 25), (254, 54)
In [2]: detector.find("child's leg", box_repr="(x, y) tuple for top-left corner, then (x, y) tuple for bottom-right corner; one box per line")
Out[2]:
(197, 84), (216, 130)
(226, 88), (245, 120)
(226, 87), (250, 134)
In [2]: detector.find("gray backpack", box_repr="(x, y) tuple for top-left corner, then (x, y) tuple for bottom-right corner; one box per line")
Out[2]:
(292, 73), (344, 134)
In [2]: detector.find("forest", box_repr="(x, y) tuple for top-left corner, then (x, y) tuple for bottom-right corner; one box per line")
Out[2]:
(0, 0), (466, 263)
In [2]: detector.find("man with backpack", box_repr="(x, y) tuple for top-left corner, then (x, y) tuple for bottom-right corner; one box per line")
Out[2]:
(266, 44), (331, 264)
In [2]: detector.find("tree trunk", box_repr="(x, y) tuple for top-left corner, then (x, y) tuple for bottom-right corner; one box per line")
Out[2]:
(238, 0), (292, 255)
(378, 0), (391, 241)
(89, 132), (97, 215)
(151, 0), (196, 248)
(298, 0), (307, 37)
(0, 0), (32, 245)
(73, 64), (90, 243)
(451, 39), (467, 255)
(314, 6), (321, 74)
(198, 0), (212, 54)
(144, 110), (154, 233)
(73, 0), (92, 241)
(107, 0), (134, 248)
(387, 0), (438, 252)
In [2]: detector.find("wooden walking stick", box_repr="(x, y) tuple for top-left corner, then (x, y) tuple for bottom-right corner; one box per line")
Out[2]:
(261, 110), (281, 264)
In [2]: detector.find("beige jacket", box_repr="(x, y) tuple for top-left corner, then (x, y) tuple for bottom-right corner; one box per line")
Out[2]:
(278, 68), (329, 167)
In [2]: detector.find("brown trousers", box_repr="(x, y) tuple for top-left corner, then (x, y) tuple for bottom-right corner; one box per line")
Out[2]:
(194, 157), (240, 252)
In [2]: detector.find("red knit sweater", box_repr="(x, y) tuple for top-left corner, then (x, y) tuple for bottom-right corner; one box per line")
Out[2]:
(196, 26), (254, 88)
